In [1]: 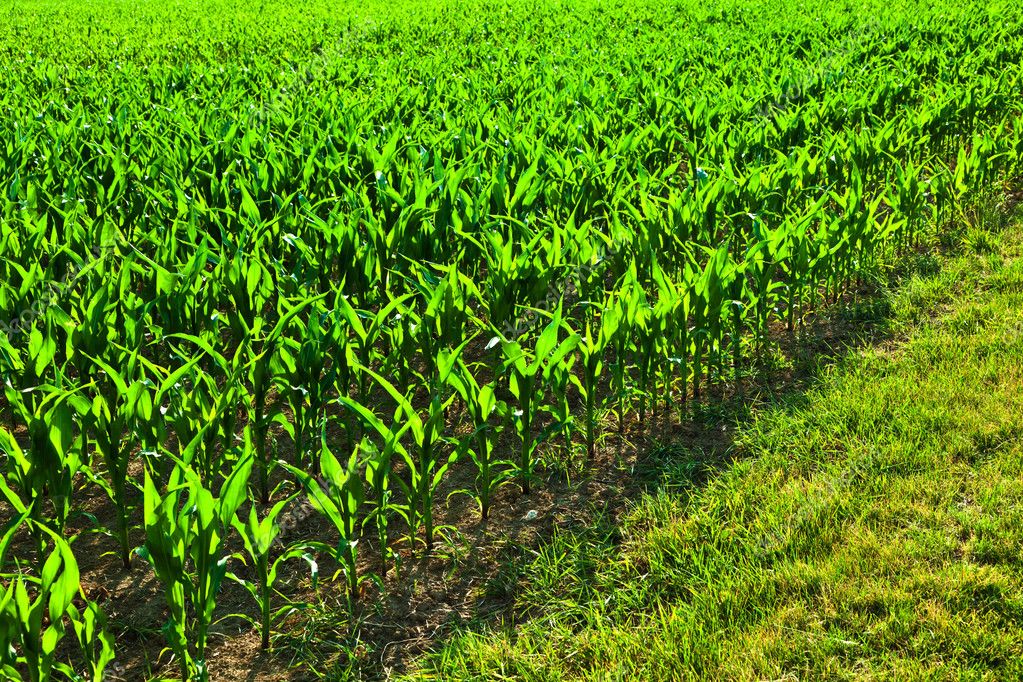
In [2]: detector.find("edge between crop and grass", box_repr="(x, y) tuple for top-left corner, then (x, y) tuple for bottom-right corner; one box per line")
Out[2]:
(402, 209), (1023, 680)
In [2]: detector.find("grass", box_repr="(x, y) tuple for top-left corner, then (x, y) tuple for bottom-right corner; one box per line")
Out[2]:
(403, 218), (1023, 680)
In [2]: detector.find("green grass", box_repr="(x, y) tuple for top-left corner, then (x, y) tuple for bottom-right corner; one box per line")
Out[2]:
(407, 223), (1023, 680)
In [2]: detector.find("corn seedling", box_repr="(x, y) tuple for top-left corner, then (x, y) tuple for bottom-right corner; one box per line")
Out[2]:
(140, 450), (254, 681)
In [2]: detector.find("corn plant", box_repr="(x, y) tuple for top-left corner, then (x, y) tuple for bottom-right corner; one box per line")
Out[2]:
(343, 345), (466, 553)
(67, 599), (116, 682)
(605, 284), (642, 436)
(0, 520), (114, 682)
(500, 309), (580, 494)
(282, 427), (365, 608)
(1, 386), (88, 563)
(336, 292), (412, 404)
(276, 311), (333, 469)
(244, 294), (327, 503)
(571, 309), (620, 461)
(447, 361), (508, 520)
(357, 431), (402, 575)
(80, 351), (152, 569)
(228, 488), (317, 650)
(140, 450), (253, 682)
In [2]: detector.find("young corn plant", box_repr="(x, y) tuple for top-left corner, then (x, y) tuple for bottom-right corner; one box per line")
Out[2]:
(282, 427), (365, 609)
(67, 599), (116, 682)
(605, 286), (641, 437)
(632, 299), (663, 427)
(140, 449), (253, 682)
(447, 361), (508, 520)
(343, 344), (466, 554)
(244, 293), (327, 503)
(228, 486), (317, 650)
(691, 243), (732, 398)
(157, 358), (240, 484)
(0, 520), (115, 682)
(1, 386), (88, 564)
(276, 312), (334, 469)
(650, 259), (686, 419)
(571, 309), (620, 462)
(357, 430), (402, 576)
(80, 351), (152, 569)
(500, 309), (580, 495)
(336, 292), (412, 405)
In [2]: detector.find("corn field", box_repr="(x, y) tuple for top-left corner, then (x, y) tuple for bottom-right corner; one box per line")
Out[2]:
(1, 0), (1022, 678)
